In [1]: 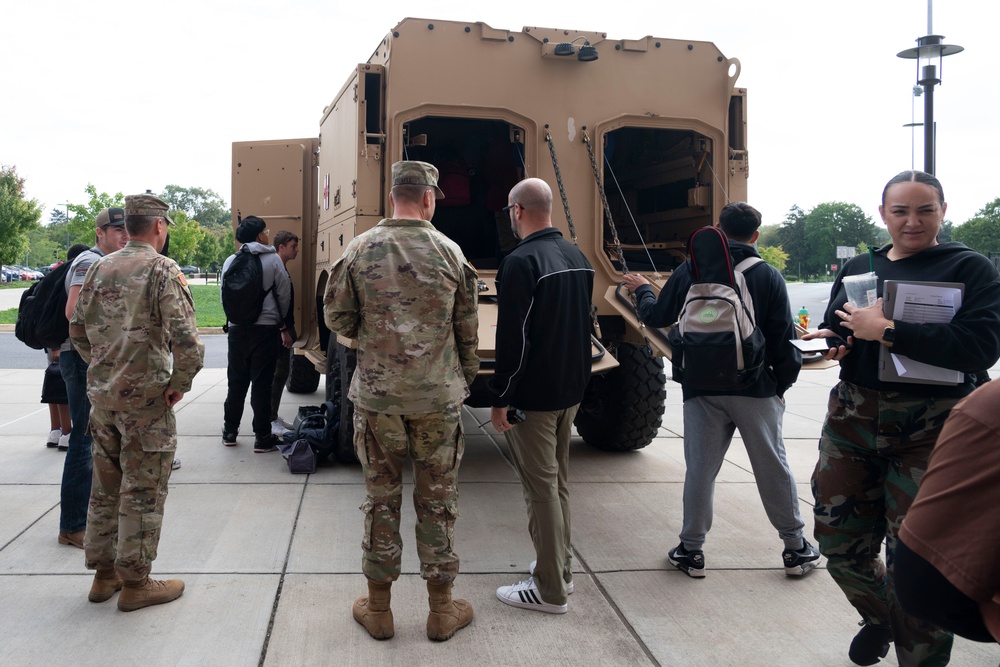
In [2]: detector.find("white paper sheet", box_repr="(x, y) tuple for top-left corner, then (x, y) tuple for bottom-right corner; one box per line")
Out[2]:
(888, 283), (963, 383)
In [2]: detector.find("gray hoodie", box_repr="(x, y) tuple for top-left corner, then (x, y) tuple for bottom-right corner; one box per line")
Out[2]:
(220, 242), (291, 327)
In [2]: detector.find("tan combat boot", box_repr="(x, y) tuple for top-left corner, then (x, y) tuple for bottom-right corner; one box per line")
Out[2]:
(426, 580), (473, 641)
(88, 569), (123, 603)
(352, 579), (394, 639)
(117, 577), (185, 612)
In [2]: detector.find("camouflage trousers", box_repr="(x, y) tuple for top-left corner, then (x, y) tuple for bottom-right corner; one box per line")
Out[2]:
(812, 381), (958, 667)
(84, 400), (176, 583)
(354, 405), (464, 584)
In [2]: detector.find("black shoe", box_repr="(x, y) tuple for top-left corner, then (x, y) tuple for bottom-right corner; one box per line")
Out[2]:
(849, 621), (892, 665)
(668, 543), (705, 578)
(782, 540), (821, 576)
(222, 429), (238, 447)
(253, 433), (281, 453)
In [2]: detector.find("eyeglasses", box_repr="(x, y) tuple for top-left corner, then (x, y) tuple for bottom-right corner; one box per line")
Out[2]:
(502, 203), (521, 213)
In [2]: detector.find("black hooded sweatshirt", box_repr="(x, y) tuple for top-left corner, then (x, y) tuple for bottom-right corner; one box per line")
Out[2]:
(822, 242), (1000, 398)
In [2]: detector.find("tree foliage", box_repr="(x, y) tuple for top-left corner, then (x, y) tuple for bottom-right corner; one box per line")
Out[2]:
(0, 165), (42, 264)
(777, 202), (877, 278)
(65, 184), (126, 247)
(758, 245), (788, 273)
(160, 185), (230, 228)
(953, 198), (1000, 255)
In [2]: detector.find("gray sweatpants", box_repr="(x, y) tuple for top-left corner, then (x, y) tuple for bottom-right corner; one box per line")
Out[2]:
(679, 394), (805, 552)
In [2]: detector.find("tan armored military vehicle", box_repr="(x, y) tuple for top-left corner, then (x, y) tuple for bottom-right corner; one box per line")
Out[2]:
(232, 17), (748, 462)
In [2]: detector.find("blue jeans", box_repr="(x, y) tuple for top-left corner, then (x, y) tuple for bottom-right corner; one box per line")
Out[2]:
(59, 348), (92, 533)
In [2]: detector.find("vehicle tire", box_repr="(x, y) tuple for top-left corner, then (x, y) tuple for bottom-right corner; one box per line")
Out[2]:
(574, 341), (666, 452)
(286, 352), (321, 393)
(327, 339), (359, 464)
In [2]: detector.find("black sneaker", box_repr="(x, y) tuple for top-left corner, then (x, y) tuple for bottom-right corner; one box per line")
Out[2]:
(222, 429), (238, 447)
(668, 544), (705, 578)
(782, 540), (821, 576)
(849, 621), (892, 665)
(253, 433), (281, 453)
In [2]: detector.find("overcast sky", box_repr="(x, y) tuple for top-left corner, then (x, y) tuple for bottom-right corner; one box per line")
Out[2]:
(4, 0), (996, 231)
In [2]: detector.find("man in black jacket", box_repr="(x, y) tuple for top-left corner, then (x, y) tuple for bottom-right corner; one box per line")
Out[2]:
(622, 202), (818, 578)
(490, 178), (594, 614)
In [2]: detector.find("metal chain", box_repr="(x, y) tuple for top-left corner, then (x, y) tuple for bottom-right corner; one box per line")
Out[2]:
(581, 129), (652, 348)
(582, 129), (628, 274)
(544, 129), (578, 245)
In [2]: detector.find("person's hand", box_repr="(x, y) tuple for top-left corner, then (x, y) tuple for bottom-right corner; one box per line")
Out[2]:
(802, 328), (855, 361)
(281, 330), (293, 348)
(164, 388), (185, 408)
(834, 298), (891, 343)
(621, 273), (650, 292)
(491, 406), (513, 433)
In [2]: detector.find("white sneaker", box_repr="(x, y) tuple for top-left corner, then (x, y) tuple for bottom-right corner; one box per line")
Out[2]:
(529, 560), (574, 594)
(171, 459), (181, 471)
(275, 416), (294, 430)
(496, 578), (568, 614)
(271, 420), (291, 437)
(46, 429), (61, 448)
(57, 433), (70, 451)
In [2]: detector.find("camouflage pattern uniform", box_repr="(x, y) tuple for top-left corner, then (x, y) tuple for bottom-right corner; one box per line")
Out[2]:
(324, 207), (479, 584)
(812, 381), (958, 666)
(70, 239), (204, 583)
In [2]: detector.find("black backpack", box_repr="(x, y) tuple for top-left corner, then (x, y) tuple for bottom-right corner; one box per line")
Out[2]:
(666, 226), (767, 391)
(283, 400), (339, 466)
(221, 247), (273, 326)
(15, 261), (74, 350)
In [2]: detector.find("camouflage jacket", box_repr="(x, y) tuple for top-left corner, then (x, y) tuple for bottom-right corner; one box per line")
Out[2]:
(69, 240), (205, 410)
(323, 218), (479, 414)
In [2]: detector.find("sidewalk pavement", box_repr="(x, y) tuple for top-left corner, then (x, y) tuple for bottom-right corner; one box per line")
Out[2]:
(1, 363), (997, 667)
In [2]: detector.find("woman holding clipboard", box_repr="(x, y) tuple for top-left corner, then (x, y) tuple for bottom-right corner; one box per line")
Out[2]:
(802, 170), (1000, 666)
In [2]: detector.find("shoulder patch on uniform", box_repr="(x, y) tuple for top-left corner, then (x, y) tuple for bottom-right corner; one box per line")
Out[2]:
(176, 271), (188, 287)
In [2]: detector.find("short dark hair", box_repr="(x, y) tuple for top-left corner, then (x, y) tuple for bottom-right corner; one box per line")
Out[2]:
(881, 170), (945, 206)
(125, 214), (158, 237)
(67, 243), (90, 261)
(273, 230), (299, 248)
(718, 202), (761, 242)
(391, 184), (432, 205)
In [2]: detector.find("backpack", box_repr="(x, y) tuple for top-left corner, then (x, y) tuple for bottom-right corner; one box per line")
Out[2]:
(666, 226), (767, 391)
(221, 247), (272, 326)
(15, 261), (74, 350)
(277, 437), (317, 474)
(282, 400), (339, 466)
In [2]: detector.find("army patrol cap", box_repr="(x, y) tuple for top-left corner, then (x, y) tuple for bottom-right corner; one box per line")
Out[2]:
(95, 207), (126, 228)
(236, 215), (267, 243)
(391, 160), (445, 199)
(125, 194), (175, 225)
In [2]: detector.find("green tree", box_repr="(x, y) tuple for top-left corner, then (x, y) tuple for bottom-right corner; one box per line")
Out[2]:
(758, 245), (788, 273)
(66, 184), (125, 247)
(937, 220), (954, 243)
(777, 205), (808, 276)
(25, 226), (63, 266)
(802, 202), (877, 277)
(757, 224), (781, 248)
(953, 197), (1000, 255)
(160, 185), (230, 228)
(0, 165), (42, 264)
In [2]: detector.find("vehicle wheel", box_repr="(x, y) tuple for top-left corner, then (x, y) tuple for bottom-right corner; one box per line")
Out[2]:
(574, 341), (666, 452)
(327, 339), (358, 464)
(286, 352), (321, 393)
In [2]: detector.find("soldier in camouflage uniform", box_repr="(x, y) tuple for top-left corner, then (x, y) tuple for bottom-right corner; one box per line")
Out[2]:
(69, 194), (205, 612)
(324, 161), (479, 642)
(808, 171), (1000, 666)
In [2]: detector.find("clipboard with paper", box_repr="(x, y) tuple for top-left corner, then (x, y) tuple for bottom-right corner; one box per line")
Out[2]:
(878, 280), (965, 385)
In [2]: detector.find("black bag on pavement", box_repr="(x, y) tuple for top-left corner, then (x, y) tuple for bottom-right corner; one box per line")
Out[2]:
(283, 400), (339, 465)
(277, 438), (317, 474)
(15, 262), (74, 350)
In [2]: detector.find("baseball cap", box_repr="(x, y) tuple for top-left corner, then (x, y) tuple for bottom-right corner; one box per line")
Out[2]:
(391, 161), (445, 199)
(95, 207), (126, 228)
(236, 215), (267, 243)
(124, 194), (175, 225)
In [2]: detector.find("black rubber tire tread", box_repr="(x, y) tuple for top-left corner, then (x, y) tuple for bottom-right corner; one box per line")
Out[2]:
(285, 352), (321, 394)
(574, 342), (666, 452)
(332, 342), (358, 464)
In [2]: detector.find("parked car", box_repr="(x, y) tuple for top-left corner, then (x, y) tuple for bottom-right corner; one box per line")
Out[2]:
(2, 266), (20, 282)
(179, 265), (199, 276)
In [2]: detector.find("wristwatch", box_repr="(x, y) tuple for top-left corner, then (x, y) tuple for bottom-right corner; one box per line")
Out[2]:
(882, 322), (896, 347)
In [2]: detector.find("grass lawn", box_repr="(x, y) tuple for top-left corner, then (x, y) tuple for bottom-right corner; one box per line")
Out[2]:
(0, 282), (225, 327)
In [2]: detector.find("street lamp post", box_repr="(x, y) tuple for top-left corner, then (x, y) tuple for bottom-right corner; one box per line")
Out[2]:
(897, 14), (963, 175)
